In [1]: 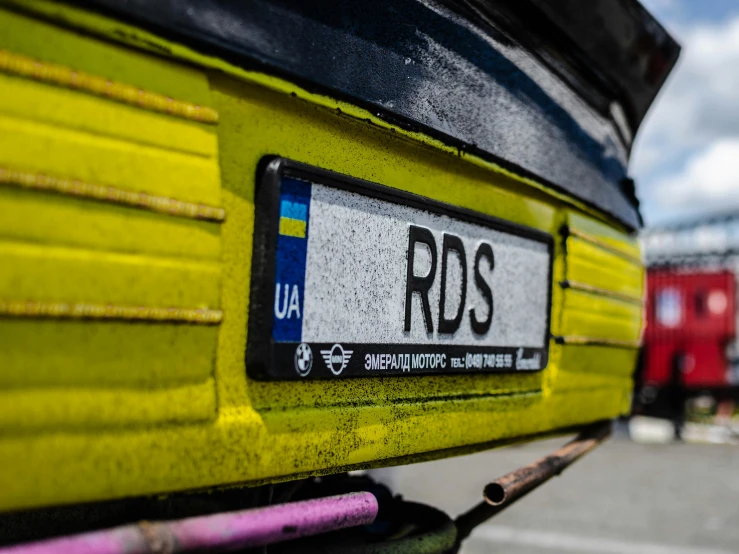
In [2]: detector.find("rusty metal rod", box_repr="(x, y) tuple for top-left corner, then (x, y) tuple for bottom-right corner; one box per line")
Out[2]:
(455, 420), (612, 541)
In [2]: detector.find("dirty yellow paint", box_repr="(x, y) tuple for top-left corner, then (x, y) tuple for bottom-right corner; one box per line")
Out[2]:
(0, 4), (214, 107)
(0, 49), (219, 123)
(0, 299), (223, 324)
(0, 185), (222, 261)
(0, 167), (226, 222)
(0, 379), (217, 432)
(0, 2), (644, 513)
(0, 113), (221, 206)
(0, 71), (217, 157)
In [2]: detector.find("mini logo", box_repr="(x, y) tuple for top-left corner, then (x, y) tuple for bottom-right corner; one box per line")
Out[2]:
(294, 343), (313, 377)
(321, 344), (353, 376)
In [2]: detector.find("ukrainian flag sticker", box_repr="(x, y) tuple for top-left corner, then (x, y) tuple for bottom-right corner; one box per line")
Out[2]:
(273, 177), (312, 343)
(279, 197), (308, 238)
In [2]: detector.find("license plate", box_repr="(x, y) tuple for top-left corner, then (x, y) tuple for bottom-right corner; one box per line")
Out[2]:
(247, 158), (553, 380)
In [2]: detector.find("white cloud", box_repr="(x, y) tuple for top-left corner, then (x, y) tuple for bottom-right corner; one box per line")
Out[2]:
(645, 139), (739, 217)
(632, 14), (739, 223)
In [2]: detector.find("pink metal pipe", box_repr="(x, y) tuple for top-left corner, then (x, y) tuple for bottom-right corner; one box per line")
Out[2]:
(1, 492), (378, 554)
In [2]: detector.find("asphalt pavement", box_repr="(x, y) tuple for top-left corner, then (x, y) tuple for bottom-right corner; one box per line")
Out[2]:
(392, 420), (739, 554)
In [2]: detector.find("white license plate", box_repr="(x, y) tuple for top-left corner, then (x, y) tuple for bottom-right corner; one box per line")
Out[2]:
(247, 158), (552, 379)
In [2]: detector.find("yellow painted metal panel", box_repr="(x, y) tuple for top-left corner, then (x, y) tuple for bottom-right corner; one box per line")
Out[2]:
(0, 379), (217, 432)
(561, 289), (642, 343)
(0, 114), (221, 205)
(0, 167), (225, 223)
(0, 320), (218, 388)
(557, 345), (639, 381)
(0, 386), (624, 512)
(567, 211), (641, 261)
(0, 72), (217, 156)
(0, 3), (643, 513)
(0, 6), (213, 107)
(0, 48), (218, 124)
(0, 240), (220, 308)
(0, 187), (221, 261)
(567, 236), (644, 298)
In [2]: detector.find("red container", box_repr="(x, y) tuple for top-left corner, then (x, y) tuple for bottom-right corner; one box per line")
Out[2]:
(643, 270), (735, 388)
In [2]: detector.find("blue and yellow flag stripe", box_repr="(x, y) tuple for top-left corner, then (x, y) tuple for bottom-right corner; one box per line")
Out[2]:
(274, 177), (312, 342)
(279, 217), (306, 238)
(279, 199), (308, 238)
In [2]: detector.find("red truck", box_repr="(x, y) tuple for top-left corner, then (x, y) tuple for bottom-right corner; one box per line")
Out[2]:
(637, 269), (737, 418)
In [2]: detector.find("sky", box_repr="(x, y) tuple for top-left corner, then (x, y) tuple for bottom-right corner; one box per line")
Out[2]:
(632, 0), (739, 226)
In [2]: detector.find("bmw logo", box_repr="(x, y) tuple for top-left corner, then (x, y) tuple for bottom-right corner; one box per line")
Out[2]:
(294, 343), (313, 377)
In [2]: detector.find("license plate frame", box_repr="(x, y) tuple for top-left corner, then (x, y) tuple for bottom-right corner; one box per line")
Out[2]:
(246, 157), (553, 380)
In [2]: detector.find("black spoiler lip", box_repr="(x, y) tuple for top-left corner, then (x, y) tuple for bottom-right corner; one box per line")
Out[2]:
(502, 0), (681, 135)
(75, 0), (679, 230)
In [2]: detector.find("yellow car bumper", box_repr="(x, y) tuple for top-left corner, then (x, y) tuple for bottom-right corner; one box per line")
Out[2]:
(0, 1), (643, 512)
